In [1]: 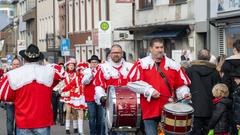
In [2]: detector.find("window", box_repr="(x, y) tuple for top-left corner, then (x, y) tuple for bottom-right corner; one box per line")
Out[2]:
(139, 0), (153, 10)
(225, 25), (240, 56)
(169, 0), (187, 5)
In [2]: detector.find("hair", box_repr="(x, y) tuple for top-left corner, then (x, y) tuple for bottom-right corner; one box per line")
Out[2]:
(233, 39), (240, 52)
(150, 38), (165, 47)
(197, 49), (211, 61)
(12, 56), (20, 63)
(212, 83), (229, 98)
(111, 44), (122, 50)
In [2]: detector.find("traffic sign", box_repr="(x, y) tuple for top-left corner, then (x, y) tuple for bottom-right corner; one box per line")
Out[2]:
(61, 38), (70, 56)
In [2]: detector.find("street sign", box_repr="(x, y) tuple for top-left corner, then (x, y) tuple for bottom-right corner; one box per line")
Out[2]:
(61, 38), (70, 56)
(98, 21), (112, 48)
(6, 54), (13, 64)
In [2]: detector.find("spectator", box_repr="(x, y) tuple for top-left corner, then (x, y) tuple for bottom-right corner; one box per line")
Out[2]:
(185, 49), (220, 135)
(208, 83), (231, 135)
(221, 40), (240, 135)
(230, 66), (240, 132)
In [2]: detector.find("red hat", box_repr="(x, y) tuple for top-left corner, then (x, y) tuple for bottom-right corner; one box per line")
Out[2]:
(77, 62), (88, 71)
(64, 58), (77, 67)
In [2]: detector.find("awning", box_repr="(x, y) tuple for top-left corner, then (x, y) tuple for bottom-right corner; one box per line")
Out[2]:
(143, 30), (184, 39)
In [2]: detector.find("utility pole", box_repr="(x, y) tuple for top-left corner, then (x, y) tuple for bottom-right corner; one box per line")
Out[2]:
(53, 0), (57, 63)
(207, 0), (210, 49)
(64, 0), (68, 62)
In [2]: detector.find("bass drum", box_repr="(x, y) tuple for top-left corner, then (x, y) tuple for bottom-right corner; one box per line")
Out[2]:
(106, 86), (141, 130)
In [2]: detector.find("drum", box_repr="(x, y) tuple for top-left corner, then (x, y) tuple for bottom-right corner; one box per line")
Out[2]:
(106, 86), (141, 130)
(162, 103), (194, 135)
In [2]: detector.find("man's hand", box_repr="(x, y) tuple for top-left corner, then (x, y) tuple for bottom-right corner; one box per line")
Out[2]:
(152, 90), (160, 98)
(183, 93), (191, 100)
(100, 96), (107, 106)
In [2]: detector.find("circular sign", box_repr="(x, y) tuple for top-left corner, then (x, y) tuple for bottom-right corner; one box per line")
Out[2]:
(100, 21), (109, 31)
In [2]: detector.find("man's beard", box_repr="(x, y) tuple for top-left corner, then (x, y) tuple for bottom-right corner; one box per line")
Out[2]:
(112, 56), (121, 63)
(156, 53), (164, 59)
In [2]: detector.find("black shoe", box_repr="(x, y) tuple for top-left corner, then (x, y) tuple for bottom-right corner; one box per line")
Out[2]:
(66, 130), (70, 134)
(74, 128), (78, 133)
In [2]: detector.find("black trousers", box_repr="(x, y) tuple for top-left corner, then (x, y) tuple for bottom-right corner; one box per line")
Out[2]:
(52, 91), (60, 124)
(191, 117), (210, 135)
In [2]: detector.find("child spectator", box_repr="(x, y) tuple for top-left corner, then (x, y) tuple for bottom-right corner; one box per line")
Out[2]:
(208, 83), (232, 135)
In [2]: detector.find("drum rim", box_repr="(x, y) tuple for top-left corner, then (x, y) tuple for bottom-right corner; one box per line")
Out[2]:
(163, 108), (194, 115)
(164, 103), (194, 114)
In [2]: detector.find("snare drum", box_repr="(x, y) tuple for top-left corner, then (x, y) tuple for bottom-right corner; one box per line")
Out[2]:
(162, 103), (194, 134)
(106, 86), (141, 130)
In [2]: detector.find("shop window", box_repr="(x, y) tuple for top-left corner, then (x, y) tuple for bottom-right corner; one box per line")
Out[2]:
(226, 25), (240, 56)
(139, 0), (153, 10)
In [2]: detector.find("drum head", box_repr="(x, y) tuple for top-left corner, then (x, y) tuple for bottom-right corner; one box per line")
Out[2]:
(164, 103), (193, 115)
(106, 86), (116, 129)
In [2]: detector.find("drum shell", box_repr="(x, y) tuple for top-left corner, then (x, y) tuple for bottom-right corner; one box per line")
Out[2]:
(106, 86), (141, 129)
(162, 103), (194, 134)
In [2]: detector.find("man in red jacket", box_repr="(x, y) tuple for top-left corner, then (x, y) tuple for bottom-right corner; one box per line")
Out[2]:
(81, 55), (104, 135)
(127, 38), (191, 135)
(0, 44), (65, 135)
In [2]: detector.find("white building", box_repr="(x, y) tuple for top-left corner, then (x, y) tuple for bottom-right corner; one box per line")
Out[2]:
(63, 0), (133, 62)
(117, 0), (211, 62)
(37, 0), (60, 62)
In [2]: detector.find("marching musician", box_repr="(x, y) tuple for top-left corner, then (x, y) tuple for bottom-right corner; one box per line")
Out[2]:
(0, 44), (65, 135)
(81, 55), (105, 135)
(127, 38), (191, 135)
(61, 58), (79, 134)
(94, 44), (133, 134)
(61, 62), (88, 135)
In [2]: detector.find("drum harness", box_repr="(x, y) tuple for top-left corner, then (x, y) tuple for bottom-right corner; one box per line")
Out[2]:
(155, 62), (175, 102)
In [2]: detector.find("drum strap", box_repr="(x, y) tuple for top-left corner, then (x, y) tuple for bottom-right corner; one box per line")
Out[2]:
(154, 63), (174, 99)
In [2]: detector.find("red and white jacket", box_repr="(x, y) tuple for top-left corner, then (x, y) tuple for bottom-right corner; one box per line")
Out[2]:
(127, 55), (191, 120)
(94, 59), (133, 105)
(60, 71), (77, 103)
(0, 63), (65, 128)
(81, 66), (99, 102)
(62, 73), (87, 109)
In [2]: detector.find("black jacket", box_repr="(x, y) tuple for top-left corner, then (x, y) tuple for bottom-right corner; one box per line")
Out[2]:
(186, 60), (220, 117)
(233, 86), (240, 124)
(208, 97), (232, 133)
(221, 55), (240, 98)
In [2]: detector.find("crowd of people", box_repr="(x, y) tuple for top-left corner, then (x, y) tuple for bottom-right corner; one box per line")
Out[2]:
(0, 38), (239, 135)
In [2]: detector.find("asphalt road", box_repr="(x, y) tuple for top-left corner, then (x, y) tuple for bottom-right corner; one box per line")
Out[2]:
(0, 107), (89, 135)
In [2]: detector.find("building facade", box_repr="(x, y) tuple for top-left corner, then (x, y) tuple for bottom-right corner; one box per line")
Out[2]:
(37, 0), (60, 62)
(62, 0), (133, 62)
(210, 0), (240, 56)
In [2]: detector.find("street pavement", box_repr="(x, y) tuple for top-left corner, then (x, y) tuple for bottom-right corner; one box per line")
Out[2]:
(0, 107), (89, 135)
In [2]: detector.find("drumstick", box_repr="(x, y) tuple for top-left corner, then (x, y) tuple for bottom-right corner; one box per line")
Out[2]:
(176, 90), (199, 103)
